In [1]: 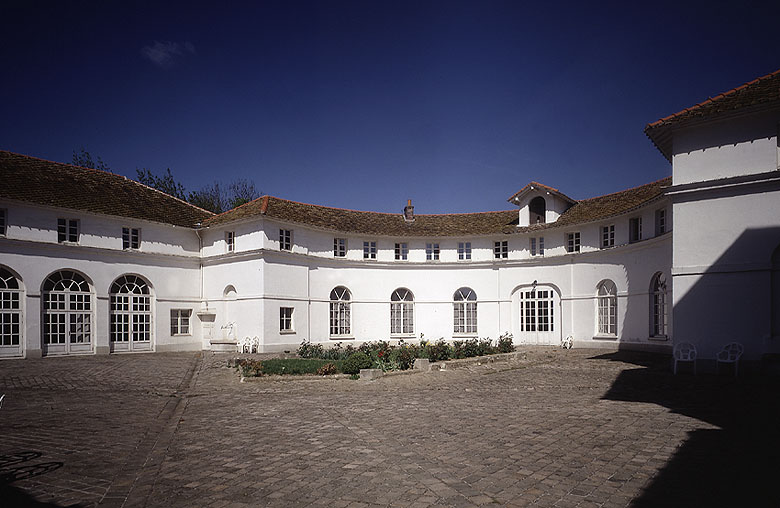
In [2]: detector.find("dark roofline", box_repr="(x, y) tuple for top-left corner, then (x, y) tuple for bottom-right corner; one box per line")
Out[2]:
(506, 181), (577, 204)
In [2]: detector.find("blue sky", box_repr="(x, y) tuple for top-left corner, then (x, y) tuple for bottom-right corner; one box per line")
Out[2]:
(1, 1), (778, 213)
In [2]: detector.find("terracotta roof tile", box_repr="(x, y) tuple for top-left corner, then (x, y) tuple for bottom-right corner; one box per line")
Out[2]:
(203, 177), (671, 236)
(507, 181), (577, 204)
(0, 150), (212, 227)
(645, 69), (780, 161)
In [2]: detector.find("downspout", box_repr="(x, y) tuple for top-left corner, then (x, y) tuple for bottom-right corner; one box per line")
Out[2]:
(195, 225), (204, 308)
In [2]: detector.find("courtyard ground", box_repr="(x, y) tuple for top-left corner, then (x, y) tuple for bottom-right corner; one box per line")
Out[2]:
(0, 347), (777, 507)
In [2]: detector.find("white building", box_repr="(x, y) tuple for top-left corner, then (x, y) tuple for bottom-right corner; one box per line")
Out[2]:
(1, 69), (778, 363)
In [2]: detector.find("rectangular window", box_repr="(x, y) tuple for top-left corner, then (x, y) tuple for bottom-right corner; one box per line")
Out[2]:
(279, 229), (292, 251)
(122, 227), (141, 250)
(363, 241), (376, 259)
(629, 217), (642, 243)
(530, 237), (544, 256)
(0, 209), (6, 236)
(425, 243), (440, 261)
(458, 242), (472, 260)
(333, 238), (347, 257)
(494, 240), (508, 259)
(567, 232), (580, 253)
(602, 225), (615, 248)
(57, 218), (79, 243)
(225, 231), (235, 252)
(394, 242), (408, 260)
(280, 307), (294, 332)
(539, 237), (544, 256)
(170, 309), (191, 335)
(655, 209), (666, 236)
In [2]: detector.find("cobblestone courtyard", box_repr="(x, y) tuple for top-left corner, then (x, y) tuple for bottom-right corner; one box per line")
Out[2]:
(1, 348), (777, 507)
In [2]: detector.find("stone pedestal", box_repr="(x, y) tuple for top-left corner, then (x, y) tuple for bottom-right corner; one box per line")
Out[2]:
(413, 358), (431, 371)
(359, 368), (383, 380)
(210, 340), (238, 352)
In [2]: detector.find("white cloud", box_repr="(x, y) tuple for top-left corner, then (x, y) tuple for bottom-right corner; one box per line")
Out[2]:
(141, 41), (196, 68)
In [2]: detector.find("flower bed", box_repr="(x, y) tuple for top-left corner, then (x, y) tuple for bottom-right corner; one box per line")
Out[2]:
(229, 358), (343, 377)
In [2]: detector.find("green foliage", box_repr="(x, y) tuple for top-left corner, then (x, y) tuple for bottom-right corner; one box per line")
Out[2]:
(72, 147), (110, 172)
(389, 344), (416, 370)
(231, 358), (264, 377)
(136, 167), (187, 200)
(316, 362), (338, 376)
(426, 339), (453, 362)
(342, 352), (372, 375)
(477, 338), (496, 356)
(297, 339), (325, 359)
(232, 357), (343, 376)
(496, 332), (515, 353)
(188, 179), (260, 214)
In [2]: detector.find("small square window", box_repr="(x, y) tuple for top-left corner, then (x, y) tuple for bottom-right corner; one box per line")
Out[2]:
(334, 238), (347, 257)
(458, 242), (472, 260)
(279, 229), (292, 251)
(122, 227), (141, 250)
(394, 242), (408, 260)
(425, 243), (440, 261)
(530, 237), (544, 256)
(567, 232), (580, 253)
(170, 309), (192, 335)
(226, 231), (235, 252)
(58, 218), (79, 243)
(0, 209), (6, 236)
(363, 241), (376, 259)
(629, 218), (642, 243)
(601, 225), (615, 248)
(494, 241), (508, 259)
(280, 307), (294, 332)
(655, 209), (666, 236)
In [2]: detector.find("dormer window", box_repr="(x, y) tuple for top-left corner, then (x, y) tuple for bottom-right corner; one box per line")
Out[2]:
(529, 196), (546, 224)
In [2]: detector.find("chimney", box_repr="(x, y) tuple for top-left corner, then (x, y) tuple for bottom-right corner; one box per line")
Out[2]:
(403, 199), (415, 222)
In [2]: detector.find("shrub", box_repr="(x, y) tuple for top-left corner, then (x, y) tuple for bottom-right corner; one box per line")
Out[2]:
(232, 359), (263, 377)
(427, 338), (452, 362)
(497, 332), (514, 353)
(477, 338), (496, 356)
(390, 345), (416, 370)
(342, 352), (372, 375)
(260, 358), (343, 375)
(297, 339), (325, 359)
(316, 362), (339, 376)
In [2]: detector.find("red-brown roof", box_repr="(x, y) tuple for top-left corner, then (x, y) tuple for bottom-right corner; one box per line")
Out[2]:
(203, 177), (671, 236)
(0, 150), (213, 227)
(645, 69), (780, 161)
(507, 181), (577, 204)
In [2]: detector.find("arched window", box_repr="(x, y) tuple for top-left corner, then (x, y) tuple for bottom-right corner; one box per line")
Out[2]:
(390, 288), (414, 335)
(596, 280), (617, 336)
(650, 272), (667, 337)
(42, 270), (92, 353)
(0, 267), (22, 354)
(529, 196), (546, 224)
(110, 275), (152, 351)
(453, 287), (477, 334)
(329, 286), (351, 337)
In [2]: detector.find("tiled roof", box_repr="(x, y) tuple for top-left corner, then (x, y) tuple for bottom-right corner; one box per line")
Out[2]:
(203, 177), (671, 236)
(0, 150), (212, 227)
(506, 181), (577, 204)
(645, 69), (780, 161)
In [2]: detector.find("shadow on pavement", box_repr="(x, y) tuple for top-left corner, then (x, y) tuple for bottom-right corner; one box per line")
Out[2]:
(593, 350), (780, 507)
(0, 452), (77, 507)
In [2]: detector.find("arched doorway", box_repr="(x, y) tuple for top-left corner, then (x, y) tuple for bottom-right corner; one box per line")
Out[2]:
(42, 270), (93, 355)
(109, 275), (153, 352)
(517, 284), (558, 345)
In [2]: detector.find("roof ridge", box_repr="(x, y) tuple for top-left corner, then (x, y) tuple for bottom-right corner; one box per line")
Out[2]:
(265, 195), (515, 216)
(575, 176), (671, 203)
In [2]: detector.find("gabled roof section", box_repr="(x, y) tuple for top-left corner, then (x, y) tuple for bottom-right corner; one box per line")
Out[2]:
(645, 69), (780, 161)
(203, 177), (671, 236)
(0, 150), (212, 227)
(506, 181), (577, 205)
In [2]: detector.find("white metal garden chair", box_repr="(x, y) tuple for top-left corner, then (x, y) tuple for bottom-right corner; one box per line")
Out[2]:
(673, 342), (697, 375)
(716, 342), (744, 377)
(251, 336), (260, 353)
(237, 336), (251, 353)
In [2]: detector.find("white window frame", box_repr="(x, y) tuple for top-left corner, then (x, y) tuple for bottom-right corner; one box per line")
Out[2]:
(458, 242), (472, 260)
(279, 229), (292, 251)
(629, 217), (642, 243)
(655, 208), (666, 236)
(453, 287), (477, 335)
(57, 218), (79, 243)
(110, 275), (152, 345)
(225, 231), (235, 253)
(0, 267), (22, 349)
(170, 309), (192, 336)
(390, 288), (414, 336)
(494, 240), (508, 259)
(363, 241), (377, 259)
(0, 209), (6, 236)
(334, 238), (347, 257)
(530, 237), (545, 257)
(394, 242), (408, 261)
(122, 227), (141, 250)
(425, 243), (440, 261)
(567, 232), (580, 253)
(329, 286), (352, 337)
(596, 280), (617, 337)
(280, 307), (294, 333)
(650, 273), (668, 338)
(42, 271), (92, 349)
(601, 225), (615, 248)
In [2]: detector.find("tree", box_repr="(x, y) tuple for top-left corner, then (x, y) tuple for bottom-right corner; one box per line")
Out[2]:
(228, 179), (259, 209)
(136, 168), (187, 201)
(188, 183), (229, 214)
(72, 147), (110, 171)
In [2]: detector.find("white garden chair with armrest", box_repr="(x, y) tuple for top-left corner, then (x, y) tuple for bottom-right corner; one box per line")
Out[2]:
(251, 336), (260, 353)
(716, 342), (744, 377)
(673, 342), (697, 375)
